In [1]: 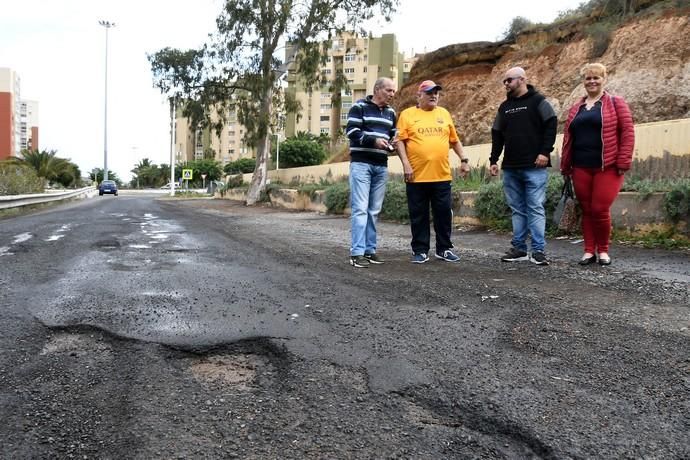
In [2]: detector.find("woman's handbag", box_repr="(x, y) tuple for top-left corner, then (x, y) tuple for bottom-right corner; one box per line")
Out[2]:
(553, 176), (579, 233)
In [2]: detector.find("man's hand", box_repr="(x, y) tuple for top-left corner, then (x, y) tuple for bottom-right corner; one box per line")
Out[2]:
(490, 164), (499, 176)
(374, 138), (391, 150)
(534, 154), (549, 167)
(459, 162), (470, 178)
(403, 164), (414, 182)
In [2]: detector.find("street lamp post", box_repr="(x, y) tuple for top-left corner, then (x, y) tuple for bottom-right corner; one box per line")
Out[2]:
(99, 20), (115, 181)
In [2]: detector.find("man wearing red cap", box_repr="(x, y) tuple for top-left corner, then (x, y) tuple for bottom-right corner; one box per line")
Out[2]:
(396, 80), (470, 264)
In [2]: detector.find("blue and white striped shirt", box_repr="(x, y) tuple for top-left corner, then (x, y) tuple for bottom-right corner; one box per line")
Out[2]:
(346, 96), (397, 166)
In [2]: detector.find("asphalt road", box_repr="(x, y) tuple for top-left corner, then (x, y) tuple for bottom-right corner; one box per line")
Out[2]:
(1, 193), (688, 458)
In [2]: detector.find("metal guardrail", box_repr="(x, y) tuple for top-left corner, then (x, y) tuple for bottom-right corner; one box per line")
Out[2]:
(0, 187), (97, 210)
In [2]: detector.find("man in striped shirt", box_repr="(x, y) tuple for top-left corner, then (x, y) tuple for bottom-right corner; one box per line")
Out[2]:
(346, 77), (397, 268)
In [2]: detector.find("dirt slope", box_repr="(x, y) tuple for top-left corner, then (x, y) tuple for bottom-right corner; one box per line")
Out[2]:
(394, 12), (690, 146)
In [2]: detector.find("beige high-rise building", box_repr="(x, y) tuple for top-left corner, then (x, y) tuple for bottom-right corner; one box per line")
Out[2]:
(285, 32), (405, 139)
(174, 105), (255, 168)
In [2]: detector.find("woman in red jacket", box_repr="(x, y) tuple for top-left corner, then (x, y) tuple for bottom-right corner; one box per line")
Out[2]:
(560, 63), (635, 266)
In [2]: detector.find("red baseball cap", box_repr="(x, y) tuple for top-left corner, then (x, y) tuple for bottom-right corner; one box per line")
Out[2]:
(418, 80), (442, 93)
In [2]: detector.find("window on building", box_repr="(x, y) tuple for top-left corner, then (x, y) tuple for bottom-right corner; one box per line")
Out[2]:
(320, 104), (330, 110)
(323, 68), (332, 74)
(344, 68), (355, 74)
(340, 113), (348, 121)
(320, 116), (330, 121)
(363, 66), (367, 73)
(320, 128), (330, 134)
(344, 54), (356, 62)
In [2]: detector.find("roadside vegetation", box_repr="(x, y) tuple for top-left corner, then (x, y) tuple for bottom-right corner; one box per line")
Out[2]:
(502, 0), (690, 58)
(0, 149), (84, 195)
(237, 170), (690, 249)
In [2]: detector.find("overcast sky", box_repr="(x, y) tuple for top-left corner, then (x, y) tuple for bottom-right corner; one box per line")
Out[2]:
(1, 0), (583, 181)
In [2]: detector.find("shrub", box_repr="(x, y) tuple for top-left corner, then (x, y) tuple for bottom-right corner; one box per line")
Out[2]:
(474, 181), (511, 231)
(503, 16), (534, 40)
(224, 158), (255, 175)
(0, 162), (44, 195)
(662, 180), (690, 227)
(452, 163), (492, 191)
(277, 139), (327, 168)
(585, 20), (616, 58)
(224, 174), (244, 189)
(381, 180), (409, 221)
(474, 174), (565, 232)
(324, 181), (349, 214)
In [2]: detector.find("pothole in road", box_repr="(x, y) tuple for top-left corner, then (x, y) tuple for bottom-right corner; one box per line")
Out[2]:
(93, 239), (121, 250)
(189, 354), (269, 390)
(40, 332), (113, 357)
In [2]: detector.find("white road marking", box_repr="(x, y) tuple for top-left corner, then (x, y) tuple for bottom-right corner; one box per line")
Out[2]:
(46, 235), (65, 242)
(12, 233), (33, 244)
(0, 246), (13, 256)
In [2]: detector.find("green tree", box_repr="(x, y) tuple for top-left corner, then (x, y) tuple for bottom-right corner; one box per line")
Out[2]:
(11, 149), (79, 187)
(179, 158), (223, 186)
(130, 158), (170, 188)
(503, 16), (533, 40)
(148, 0), (398, 205)
(224, 158), (256, 175)
(90, 168), (121, 185)
(276, 138), (327, 168)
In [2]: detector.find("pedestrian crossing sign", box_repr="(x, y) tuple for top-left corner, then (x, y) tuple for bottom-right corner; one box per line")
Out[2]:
(182, 169), (193, 180)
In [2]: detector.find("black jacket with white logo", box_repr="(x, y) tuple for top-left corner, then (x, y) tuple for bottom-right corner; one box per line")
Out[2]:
(490, 85), (557, 169)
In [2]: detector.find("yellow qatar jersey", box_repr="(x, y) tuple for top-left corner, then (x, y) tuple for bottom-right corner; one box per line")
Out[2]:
(396, 106), (459, 182)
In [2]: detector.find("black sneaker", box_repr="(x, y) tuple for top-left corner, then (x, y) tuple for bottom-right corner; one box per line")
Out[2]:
(350, 255), (370, 268)
(530, 251), (549, 265)
(501, 247), (529, 262)
(364, 253), (384, 264)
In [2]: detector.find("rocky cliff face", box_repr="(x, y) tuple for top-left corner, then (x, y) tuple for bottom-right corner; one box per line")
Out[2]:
(393, 12), (690, 146)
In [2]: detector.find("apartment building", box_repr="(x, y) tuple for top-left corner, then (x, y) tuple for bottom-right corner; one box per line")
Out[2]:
(0, 68), (21, 160)
(174, 105), (255, 168)
(0, 68), (39, 160)
(284, 32), (405, 138)
(20, 99), (39, 152)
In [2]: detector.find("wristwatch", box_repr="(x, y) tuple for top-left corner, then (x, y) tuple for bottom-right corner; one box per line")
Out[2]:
(460, 158), (469, 163)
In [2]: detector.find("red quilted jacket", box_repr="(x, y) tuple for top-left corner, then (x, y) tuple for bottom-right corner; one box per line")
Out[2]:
(560, 91), (635, 175)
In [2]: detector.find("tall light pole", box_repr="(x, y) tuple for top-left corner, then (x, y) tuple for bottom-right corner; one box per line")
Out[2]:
(169, 98), (176, 197)
(99, 20), (115, 181)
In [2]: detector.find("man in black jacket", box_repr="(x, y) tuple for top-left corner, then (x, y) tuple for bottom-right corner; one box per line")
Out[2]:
(490, 67), (557, 265)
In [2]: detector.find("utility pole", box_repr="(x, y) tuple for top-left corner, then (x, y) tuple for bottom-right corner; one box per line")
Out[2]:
(99, 20), (115, 181)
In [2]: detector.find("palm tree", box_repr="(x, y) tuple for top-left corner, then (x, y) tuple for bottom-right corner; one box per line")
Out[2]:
(12, 149), (76, 187)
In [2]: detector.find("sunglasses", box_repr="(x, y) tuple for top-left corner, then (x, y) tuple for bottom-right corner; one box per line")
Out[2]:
(502, 76), (522, 85)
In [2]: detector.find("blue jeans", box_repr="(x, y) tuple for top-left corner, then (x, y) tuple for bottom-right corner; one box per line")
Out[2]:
(502, 168), (548, 253)
(350, 162), (388, 256)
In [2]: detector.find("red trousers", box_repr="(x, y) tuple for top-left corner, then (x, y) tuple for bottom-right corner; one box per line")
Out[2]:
(572, 167), (624, 254)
